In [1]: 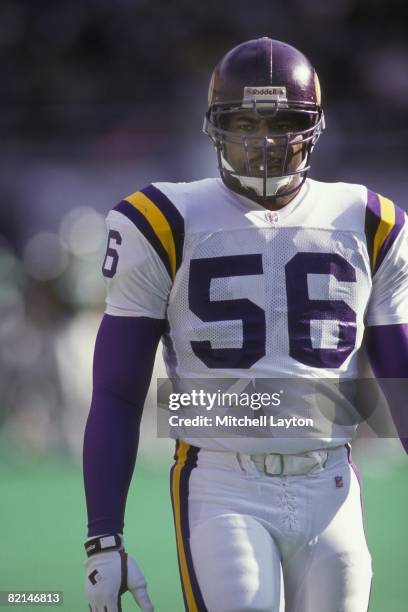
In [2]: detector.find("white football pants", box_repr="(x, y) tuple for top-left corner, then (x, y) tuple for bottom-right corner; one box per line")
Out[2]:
(170, 443), (372, 612)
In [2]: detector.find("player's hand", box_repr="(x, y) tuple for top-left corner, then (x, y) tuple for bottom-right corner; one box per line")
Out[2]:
(84, 535), (154, 611)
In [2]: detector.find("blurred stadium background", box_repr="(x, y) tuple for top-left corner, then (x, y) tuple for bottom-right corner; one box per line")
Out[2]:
(0, 1), (407, 610)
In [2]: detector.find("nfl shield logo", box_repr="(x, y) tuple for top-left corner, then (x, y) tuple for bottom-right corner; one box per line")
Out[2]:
(264, 211), (279, 224)
(335, 476), (343, 488)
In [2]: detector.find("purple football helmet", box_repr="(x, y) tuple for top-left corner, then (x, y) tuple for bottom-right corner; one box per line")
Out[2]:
(203, 37), (325, 200)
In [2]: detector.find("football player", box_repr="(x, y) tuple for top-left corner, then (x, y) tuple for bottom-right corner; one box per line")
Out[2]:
(83, 38), (408, 611)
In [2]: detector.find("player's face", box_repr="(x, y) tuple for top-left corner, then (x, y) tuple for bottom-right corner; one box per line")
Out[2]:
(223, 111), (309, 178)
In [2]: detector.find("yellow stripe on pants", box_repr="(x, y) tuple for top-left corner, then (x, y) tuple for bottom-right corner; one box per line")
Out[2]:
(171, 441), (199, 612)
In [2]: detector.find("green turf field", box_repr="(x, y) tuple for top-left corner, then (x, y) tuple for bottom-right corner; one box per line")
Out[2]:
(0, 454), (406, 611)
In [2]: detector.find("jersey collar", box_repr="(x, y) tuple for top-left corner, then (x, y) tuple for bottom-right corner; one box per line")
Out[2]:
(217, 178), (310, 220)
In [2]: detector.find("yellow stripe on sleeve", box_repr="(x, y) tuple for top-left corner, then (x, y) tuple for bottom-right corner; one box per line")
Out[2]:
(372, 195), (395, 272)
(172, 441), (199, 612)
(125, 191), (177, 279)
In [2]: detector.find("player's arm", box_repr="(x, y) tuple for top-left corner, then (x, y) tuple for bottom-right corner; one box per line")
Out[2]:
(365, 324), (408, 453)
(83, 189), (177, 611)
(364, 195), (408, 453)
(83, 314), (163, 611)
(84, 314), (164, 537)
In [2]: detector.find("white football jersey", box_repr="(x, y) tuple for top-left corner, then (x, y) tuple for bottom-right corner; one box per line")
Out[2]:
(102, 178), (408, 453)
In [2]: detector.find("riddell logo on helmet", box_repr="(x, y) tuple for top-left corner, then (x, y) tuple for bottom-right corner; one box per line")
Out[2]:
(244, 86), (287, 98)
(242, 86), (288, 108)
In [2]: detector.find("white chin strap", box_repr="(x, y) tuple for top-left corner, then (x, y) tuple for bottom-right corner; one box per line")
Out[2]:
(221, 155), (307, 197)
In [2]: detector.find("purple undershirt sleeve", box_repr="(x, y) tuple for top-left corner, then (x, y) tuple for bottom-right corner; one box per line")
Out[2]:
(83, 314), (165, 537)
(365, 323), (408, 454)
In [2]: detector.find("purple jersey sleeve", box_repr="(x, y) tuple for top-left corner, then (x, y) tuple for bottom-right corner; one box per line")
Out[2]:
(83, 314), (164, 536)
(365, 323), (408, 454)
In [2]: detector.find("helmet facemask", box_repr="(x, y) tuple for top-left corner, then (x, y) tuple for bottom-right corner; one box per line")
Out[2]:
(204, 100), (324, 200)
